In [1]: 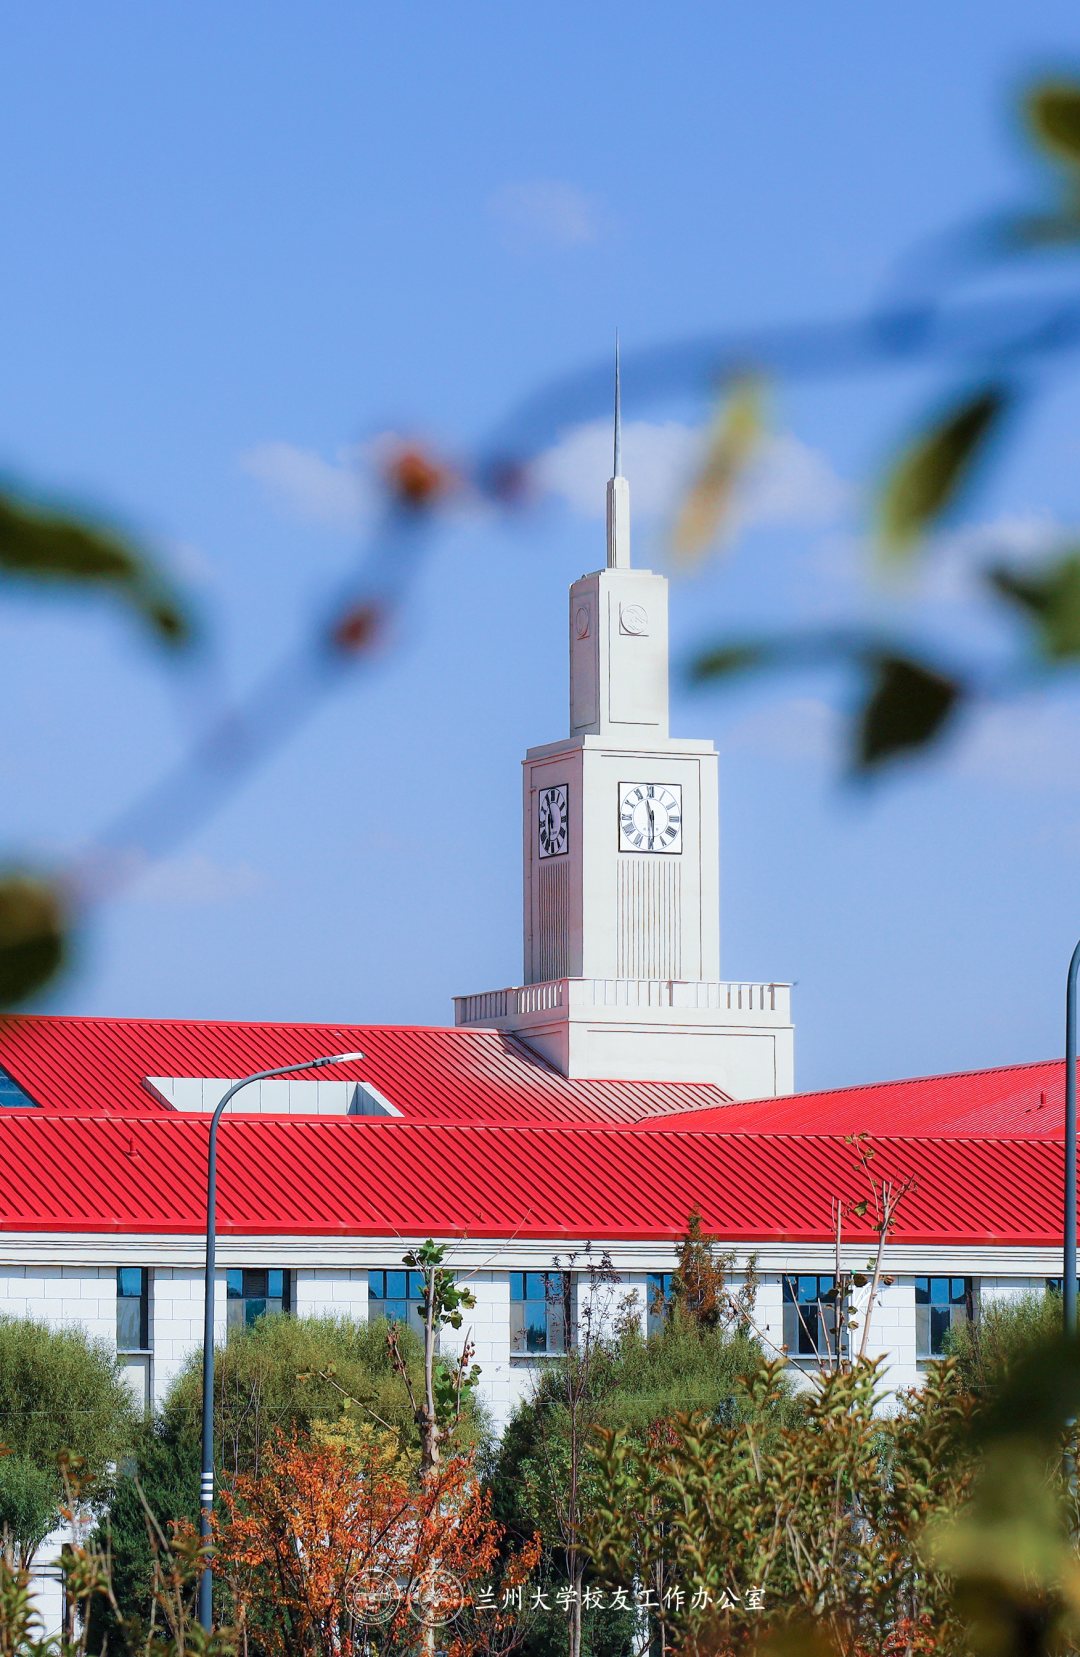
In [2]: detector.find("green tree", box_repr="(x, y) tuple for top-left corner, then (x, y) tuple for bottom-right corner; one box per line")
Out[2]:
(0, 1315), (137, 1568)
(945, 1289), (1067, 1400)
(587, 1354), (977, 1657)
(491, 1253), (786, 1657)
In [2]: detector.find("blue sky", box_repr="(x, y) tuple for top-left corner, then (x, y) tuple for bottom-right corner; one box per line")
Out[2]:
(3, 1), (1080, 1091)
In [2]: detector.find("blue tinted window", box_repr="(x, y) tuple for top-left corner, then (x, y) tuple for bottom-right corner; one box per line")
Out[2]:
(369, 1268), (432, 1344)
(0, 1068), (38, 1109)
(117, 1267), (148, 1351)
(647, 1272), (675, 1336)
(915, 1277), (972, 1356)
(782, 1275), (842, 1358)
(225, 1269), (291, 1332)
(510, 1272), (570, 1355)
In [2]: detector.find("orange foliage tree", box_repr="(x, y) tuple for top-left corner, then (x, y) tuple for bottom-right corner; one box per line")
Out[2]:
(212, 1428), (534, 1657)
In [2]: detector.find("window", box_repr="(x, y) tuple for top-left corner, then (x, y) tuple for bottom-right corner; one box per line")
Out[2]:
(915, 1277), (973, 1357)
(647, 1272), (675, 1337)
(368, 1270), (429, 1342)
(0, 1067), (37, 1109)
(1047, 1279), (1080, 1297)
(511, 1272), (571, 1356)
(117, 1268), (149, 1352)
(226, 1269), (291, 1331)
(782, 1275), (846, 1359)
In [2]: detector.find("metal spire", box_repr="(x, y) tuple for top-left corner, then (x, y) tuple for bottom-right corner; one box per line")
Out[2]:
(613, 330), (622, 478)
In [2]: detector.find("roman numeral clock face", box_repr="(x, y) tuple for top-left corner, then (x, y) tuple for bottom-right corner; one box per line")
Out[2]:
(619, 783), (682, 853)
(537, 784), (569, 858)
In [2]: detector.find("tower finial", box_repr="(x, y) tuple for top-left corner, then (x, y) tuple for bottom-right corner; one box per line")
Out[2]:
(606, 330), (630, 567)
(613, 329), (622, 478)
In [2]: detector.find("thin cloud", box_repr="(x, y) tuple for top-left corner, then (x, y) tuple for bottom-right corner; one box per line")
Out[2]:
(537, 417), (849, 532)
(489, 180), (605, 249)
(239, 441), (371, 531)
(126, 852), (270, 907)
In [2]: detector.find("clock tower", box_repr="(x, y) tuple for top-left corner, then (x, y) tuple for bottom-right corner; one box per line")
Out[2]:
(455, 356), (793, 1098)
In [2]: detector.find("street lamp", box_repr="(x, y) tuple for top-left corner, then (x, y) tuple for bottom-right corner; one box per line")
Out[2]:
(198, 1050), (365, 1632)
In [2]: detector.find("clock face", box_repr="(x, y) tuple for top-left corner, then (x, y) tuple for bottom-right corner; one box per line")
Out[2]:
(538, 784), (569, 858)
(619, 783), (682, 853)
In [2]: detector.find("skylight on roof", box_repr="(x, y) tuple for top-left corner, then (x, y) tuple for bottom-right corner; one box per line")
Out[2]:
(0, 1067), (39, 1109)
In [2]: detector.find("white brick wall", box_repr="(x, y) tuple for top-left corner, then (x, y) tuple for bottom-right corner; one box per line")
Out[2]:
(0, 1258), (1064, 1444)
(0, 1266), (115, 1344)
(294, 1266), (369, 1320)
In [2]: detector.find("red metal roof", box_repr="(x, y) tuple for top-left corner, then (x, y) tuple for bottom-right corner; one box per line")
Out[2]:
(634, 1059), (1069, 1140)
(0, 1112), (1065, 1247)
(0, 1016), (1068, 1250)
(0, 1015), (732, 1126)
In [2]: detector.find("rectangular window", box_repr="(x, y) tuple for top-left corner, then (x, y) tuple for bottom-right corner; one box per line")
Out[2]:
(1046, 1279), (1080, 1297)
(782, 1274), (846, 1359)
(117, 1267), (149, 1352)
(368, 1269), (429, 1343)
(226, 1269), (291, 1331)
(646, 1272), (675, 1337)
(511, 1271), (571, 1356)
(915, 1277), (973, 1357)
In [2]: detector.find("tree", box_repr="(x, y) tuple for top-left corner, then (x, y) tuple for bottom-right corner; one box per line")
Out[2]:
(587, 1354), (978, 1657)
(91, 1310), (487, 1642)
(383, 1240), (482, 1484)
(489, 1245), (780, 1657)
(213, 1429), (506, 1657)
(944, 1289), (1068, 1400)
(0, 1316), (138, 1568)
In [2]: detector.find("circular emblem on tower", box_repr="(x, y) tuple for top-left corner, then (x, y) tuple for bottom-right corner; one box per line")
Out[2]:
(620, 603), (648, 636)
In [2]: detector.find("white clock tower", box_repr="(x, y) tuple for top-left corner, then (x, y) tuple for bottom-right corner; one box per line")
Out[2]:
(455, 359), (793, 1099)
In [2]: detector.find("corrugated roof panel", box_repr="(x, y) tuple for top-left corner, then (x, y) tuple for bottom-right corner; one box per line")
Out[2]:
(0, 1016), (734, 1125)
(0, 1113), (1065, 1246)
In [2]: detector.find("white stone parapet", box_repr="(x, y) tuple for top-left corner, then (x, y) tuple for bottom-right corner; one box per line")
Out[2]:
(455, 978), (789, 1025)
(454, 977), (793, 1097)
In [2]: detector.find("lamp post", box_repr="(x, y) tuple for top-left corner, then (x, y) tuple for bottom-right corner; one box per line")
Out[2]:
(198, 1050), (365, 1633)
(1067, 941), (1080, 1340)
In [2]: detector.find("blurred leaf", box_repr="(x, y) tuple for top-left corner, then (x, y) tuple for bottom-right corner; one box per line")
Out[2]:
(0, 874), (66, 1009)
(855, 655), (962, 770)
(879, 386), (1008, 556)
(669, 375), (763, 564)
(924, 1439), (1080, 1650)
(976, 1333), (1080, 1450)
(0, 492), (191, 646)
(1027, 82), (1080, 169)
(689, 640), (772, 681)
(990, 551), (1080, 658)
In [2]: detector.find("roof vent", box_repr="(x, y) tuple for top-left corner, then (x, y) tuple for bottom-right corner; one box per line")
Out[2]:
(348, 1082), (401, 1118)
(0, 1066), (39, 1109)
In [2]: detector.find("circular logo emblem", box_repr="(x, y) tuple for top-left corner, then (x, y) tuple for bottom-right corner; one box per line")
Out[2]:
(620, 604), (648, 635)
(344, 1568), (403, 1626)
(407, 1569), (466, 1629)
(575, 606), (590, 639)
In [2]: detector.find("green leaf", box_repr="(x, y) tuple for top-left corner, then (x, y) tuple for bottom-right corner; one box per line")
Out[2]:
(879, 386), (1008, 555)
(669, 375), (764, 564)
(0, 492), (191, 647)
(854, 655), (962, 771)
(989, 550), (1080, 657)
(852, 1200), (869, 1218)
(1027, 82), (1080, 168)
(0, 875), (66, 1009)
(688, 641), (771, 682)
